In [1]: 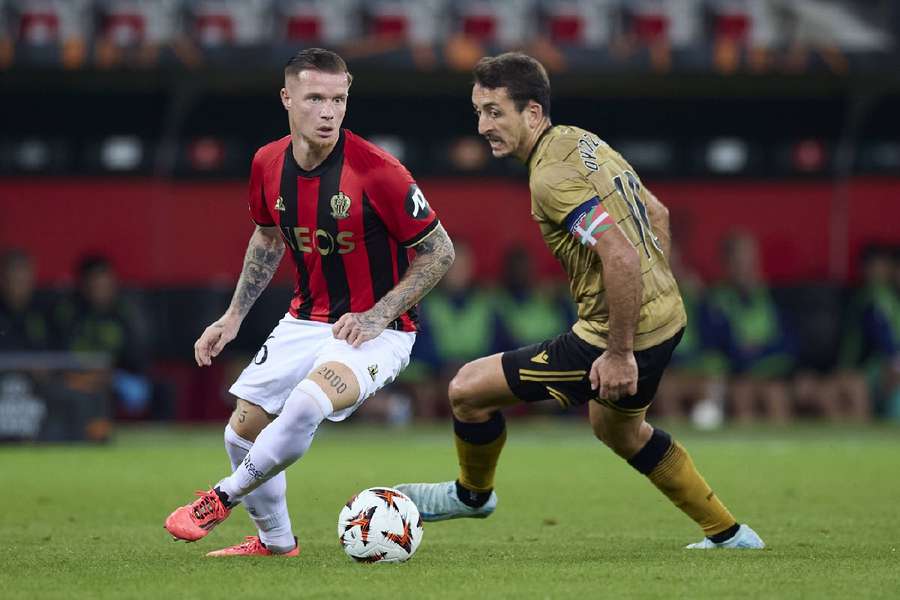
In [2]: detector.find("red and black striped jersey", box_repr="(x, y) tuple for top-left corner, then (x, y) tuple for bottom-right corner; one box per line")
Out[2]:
(247, 129), (439, 332)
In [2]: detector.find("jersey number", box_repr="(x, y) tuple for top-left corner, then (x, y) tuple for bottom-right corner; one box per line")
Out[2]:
(612, 171), (661, 259)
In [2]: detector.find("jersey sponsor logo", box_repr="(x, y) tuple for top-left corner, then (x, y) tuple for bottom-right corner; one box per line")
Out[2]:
(281, 226), (356, 255)
(405, 184), (431, 220)
(570, 201), (613, 247)
(368, 364), (379, 380)
(330, 191), (352, 220)
(274, 196), (286, 212)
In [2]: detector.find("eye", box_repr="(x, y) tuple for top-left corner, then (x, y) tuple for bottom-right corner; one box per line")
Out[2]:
(489, 109), (500, 119)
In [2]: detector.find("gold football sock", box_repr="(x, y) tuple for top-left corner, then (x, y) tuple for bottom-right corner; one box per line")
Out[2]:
(454, 412), (506, 493)
(629, 428), (736, 536)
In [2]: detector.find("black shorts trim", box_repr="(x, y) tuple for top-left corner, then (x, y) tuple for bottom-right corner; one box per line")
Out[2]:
(501, 328), (684, 412)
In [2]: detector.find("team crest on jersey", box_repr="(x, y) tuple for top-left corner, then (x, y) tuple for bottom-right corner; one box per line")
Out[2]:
(330, 191), (352, 219)
(368, 364), (379, 380)
(275, 196), (286, 212)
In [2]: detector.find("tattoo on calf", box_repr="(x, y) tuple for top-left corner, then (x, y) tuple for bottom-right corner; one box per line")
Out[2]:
(316, 366), (348, 395)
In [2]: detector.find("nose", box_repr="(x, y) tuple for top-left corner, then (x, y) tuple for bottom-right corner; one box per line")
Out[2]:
(477, 114), (491, 136)
(321, 101), (335, 120)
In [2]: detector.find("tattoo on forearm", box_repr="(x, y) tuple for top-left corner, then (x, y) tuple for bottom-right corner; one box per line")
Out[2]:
(316, 366), (348, 395)
(230, 229), (285, 318)
(369, 224), (454, 323)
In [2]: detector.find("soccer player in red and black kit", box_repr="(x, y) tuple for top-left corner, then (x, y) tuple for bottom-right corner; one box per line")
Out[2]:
(163, 49), (455, 556)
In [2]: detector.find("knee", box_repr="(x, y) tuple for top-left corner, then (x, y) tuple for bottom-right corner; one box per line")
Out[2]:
(281, 381), (331, 430)
(592, 419), (648, 459)
(228, 400), (272, 442)
(448, 363), (484, 420)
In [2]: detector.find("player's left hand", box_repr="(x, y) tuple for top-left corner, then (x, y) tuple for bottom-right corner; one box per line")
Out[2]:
(590, 351), (638, 402)
(332, 310), (389, 348)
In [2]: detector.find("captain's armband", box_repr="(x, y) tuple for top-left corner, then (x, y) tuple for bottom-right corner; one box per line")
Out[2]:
(562, 196), (614, 247)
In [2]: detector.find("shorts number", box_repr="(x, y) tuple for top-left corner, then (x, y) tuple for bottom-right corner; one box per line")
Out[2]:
(612, 171), (661, 258)
(253, 335), (274, 365)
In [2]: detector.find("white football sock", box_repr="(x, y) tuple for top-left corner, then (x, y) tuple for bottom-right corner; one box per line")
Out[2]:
(218, 380), (332, 504)
(224, 424), (295, 552)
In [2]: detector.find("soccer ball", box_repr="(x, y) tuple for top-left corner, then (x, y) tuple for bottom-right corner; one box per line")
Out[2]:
(338, 487), (423, 563)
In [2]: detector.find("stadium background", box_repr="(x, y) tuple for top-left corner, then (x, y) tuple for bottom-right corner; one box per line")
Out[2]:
(3, 0), (899, 431)
(1, 3), (900, 597)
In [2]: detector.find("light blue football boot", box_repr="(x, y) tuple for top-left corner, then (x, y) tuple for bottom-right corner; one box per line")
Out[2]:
(394, 481), (497, 522)
(686, 524), (765, 549)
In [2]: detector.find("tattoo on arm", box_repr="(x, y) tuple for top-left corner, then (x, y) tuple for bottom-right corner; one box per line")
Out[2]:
(367, 223), (455, 324)
(229, 227), (285, 319)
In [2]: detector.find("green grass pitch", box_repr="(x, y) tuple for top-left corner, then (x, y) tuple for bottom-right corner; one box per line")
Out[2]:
(3, 422), (900, 599)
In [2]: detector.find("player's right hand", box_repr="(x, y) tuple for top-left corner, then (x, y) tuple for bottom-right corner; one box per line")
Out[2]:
(194, 317), (240, 366)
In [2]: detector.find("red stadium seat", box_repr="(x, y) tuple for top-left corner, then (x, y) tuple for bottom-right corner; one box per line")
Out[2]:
(17, 10), (60, 45)
(371, 13), (409, 40)
(548, 14), (584, 44)
(461, 13), (497, 42)
(631, 12), (669, 43)
(101, 12), (146, 47)
(286, 15), (322, 41)
(714, 11), (751, 42)
(194, 13), (236, 46)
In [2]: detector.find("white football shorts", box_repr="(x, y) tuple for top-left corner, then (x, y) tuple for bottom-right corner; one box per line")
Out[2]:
(229, 314), (415, 422)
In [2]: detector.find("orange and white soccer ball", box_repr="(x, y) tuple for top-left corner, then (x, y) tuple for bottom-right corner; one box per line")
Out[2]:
(338, 487), (423, 563)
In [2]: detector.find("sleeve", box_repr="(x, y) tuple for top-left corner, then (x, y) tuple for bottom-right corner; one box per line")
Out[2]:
(367, 161), (439, 247)
(532, 162), (615, 247)
(248, 151), (275, 226)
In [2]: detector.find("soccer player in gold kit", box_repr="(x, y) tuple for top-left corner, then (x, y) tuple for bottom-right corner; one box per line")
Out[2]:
(398, 53), (764, 549)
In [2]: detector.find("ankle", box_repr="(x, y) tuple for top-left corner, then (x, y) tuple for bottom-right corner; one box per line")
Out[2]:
(708, 522), (740, 543)
(455, 480), (492, 508)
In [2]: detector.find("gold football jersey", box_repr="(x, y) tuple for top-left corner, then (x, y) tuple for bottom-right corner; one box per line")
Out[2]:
(528, 125), (686, 350)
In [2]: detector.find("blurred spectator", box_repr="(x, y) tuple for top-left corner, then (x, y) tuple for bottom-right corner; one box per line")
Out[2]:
(704, 232), (794, 424)
(53, 255), (153, 417)
(838, 245), (900, 418)
(652, 244), (727, 426)
(405, 241), (504, 419)
(0, 248), (50, 351)
(493, 245), (572, 349)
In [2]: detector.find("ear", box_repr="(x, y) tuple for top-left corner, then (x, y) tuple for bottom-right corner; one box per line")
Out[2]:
(527, 100), (543, 127)
(280, 87), (291, 110)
